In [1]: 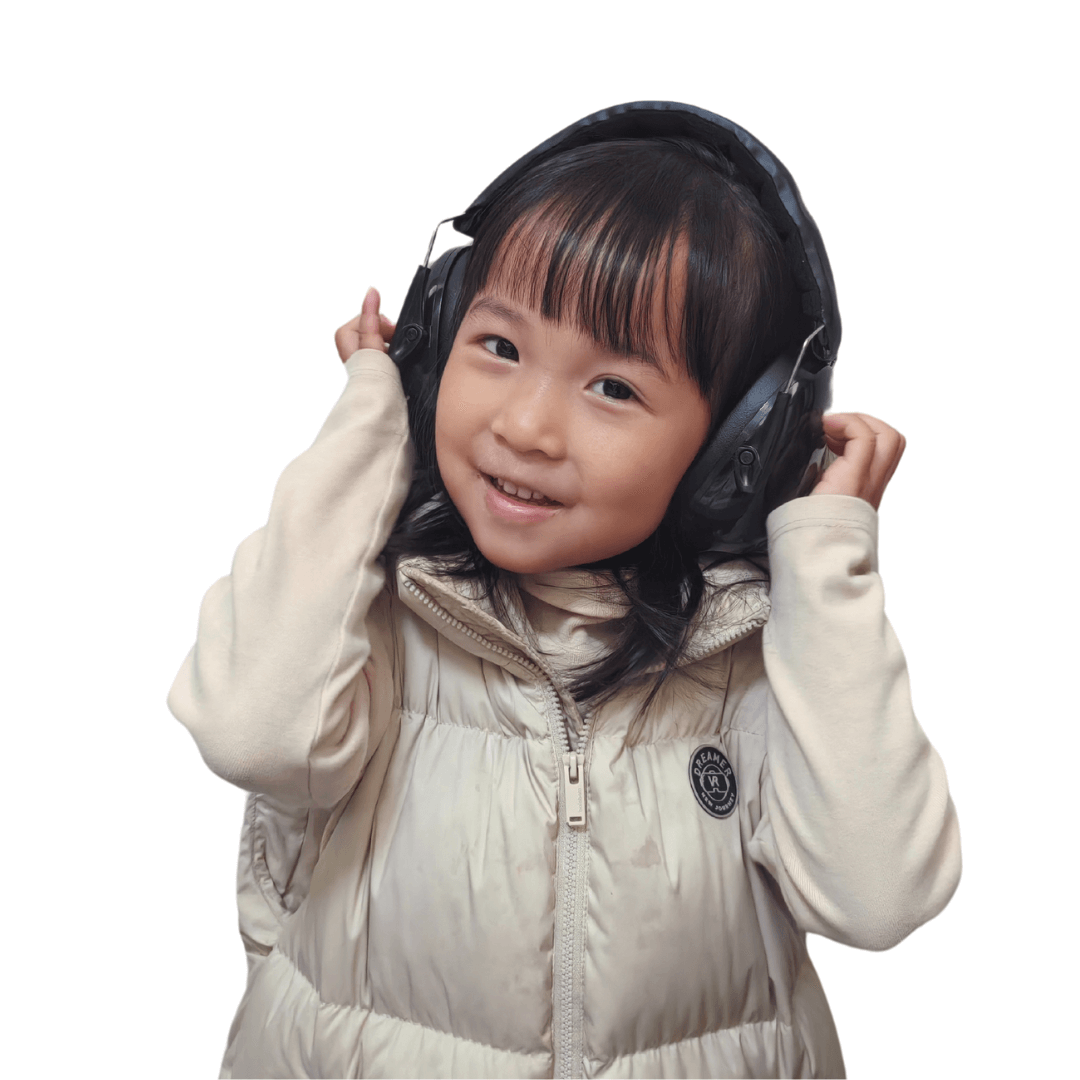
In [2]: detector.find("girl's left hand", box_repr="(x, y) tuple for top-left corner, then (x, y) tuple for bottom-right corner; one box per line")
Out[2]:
(812, 413), (906, 511)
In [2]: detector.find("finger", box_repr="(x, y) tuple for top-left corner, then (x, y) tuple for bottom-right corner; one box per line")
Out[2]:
(852, 413), (905, 505)
(354, 287), (384, 351)
(820, 411), (866, 450)
(822, 412), (877, 474)
(813, 413), (878, 502)
(379, 313), (397, 343)
(888, 432), (906, 479)
(881, 433), (905, 492)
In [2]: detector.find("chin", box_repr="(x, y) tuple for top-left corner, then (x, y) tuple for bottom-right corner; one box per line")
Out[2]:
(473, 541), (566, 576)
(470, 529), (643, 577)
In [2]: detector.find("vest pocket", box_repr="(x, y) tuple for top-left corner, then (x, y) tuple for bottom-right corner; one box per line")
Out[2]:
(237, 793), (330, 957)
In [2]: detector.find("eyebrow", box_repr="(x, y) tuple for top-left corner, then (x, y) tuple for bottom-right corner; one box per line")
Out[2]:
(465, 295), (671, 378)
(466, 296), (527, 327)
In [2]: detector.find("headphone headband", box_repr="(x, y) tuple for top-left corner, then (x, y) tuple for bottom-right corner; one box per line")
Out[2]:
(453, 101), (840, 364)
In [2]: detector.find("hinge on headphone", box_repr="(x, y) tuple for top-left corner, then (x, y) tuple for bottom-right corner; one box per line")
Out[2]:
(784, 325), (826, 394)
(423, 217), (458, 270)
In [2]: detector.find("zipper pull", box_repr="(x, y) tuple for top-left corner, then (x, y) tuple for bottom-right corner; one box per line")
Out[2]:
(561, 752), (587, 829)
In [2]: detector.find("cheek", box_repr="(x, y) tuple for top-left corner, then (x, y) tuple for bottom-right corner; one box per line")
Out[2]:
(434, 361), (472, 468)
(579, 418), (709, 548)
(590, 431), (703, 507)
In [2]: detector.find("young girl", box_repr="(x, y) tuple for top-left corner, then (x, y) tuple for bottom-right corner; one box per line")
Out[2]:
(170, 102), (961, 1079)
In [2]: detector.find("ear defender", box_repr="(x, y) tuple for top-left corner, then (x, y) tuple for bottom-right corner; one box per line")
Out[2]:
(390, 243), (471, 473)
(390, 101), (841, 554)
(677, 329), (832, 553)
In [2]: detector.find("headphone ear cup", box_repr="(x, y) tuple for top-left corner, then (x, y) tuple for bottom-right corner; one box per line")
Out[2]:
(389, 246), (472, 472)
(388, 264), (430, 392)
(689, 359), (795, 486)
(678, 357), (832, 553)
(389, 246), (470, 395)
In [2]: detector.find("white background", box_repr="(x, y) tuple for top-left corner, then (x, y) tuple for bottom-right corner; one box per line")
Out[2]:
(2, 1), (1074, 1076)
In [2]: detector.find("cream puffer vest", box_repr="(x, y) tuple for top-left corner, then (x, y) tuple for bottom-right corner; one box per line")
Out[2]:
(170, 351), (961, 1079)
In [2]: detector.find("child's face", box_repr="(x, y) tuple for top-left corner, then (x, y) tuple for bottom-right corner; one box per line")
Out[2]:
(435, 289), (712, 575)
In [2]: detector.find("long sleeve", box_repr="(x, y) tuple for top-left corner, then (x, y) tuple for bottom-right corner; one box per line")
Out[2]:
(739, 493), (961, 950)
(167, 349), (414, 808)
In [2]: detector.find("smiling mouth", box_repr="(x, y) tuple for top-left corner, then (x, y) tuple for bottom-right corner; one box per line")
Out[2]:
(485, 474), (563, 507)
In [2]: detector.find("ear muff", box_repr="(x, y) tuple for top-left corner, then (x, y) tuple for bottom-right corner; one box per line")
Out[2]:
(389, 245), (471, 472)
(677, 347), (833, 553)
(390, 101), (841, 554)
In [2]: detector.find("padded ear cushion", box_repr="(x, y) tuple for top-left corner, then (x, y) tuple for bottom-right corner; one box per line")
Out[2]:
(432, 246), (472, 367)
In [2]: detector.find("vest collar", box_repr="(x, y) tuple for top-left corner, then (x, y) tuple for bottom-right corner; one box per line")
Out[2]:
(396, 555), (770, 678)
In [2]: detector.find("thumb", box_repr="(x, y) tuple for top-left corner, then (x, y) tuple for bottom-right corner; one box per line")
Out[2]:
(358, 287), (387, 351)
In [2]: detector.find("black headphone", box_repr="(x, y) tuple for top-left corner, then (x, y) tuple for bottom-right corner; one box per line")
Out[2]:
(389, 101), (840, 555)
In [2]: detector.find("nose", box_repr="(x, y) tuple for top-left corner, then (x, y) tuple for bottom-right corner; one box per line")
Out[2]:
(490, 374), (567, 459)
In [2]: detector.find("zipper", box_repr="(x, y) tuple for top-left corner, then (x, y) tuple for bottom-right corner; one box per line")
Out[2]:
(550, 696), (589, 1080)
(561, 750), (586, 827)
(400, 578), (589, 1078)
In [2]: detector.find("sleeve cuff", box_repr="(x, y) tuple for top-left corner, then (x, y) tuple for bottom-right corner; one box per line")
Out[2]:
(766, 493), (878, 542)
(343, 348), (406, 382)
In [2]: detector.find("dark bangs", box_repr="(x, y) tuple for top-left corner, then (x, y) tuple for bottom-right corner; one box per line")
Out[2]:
(452, 137), (793, 418)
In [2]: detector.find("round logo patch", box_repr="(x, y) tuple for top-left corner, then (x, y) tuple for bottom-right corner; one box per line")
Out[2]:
(689, 745), (738, 818)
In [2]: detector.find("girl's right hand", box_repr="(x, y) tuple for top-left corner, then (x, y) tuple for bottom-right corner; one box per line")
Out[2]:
(335, 287), (397, 361)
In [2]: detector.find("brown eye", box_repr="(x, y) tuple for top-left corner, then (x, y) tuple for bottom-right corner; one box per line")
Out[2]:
(589, 377), (635, 402)
(482, 336), (518, 361)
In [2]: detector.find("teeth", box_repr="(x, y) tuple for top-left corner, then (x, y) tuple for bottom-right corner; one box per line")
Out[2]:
(494, 477), (552, 504)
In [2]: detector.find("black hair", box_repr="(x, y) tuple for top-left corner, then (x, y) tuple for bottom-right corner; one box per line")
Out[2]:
(384, 137), (795, 722)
